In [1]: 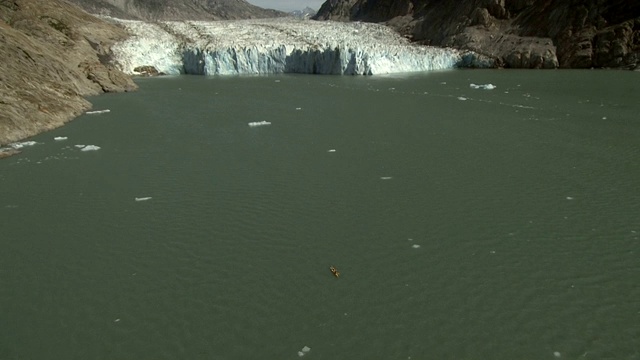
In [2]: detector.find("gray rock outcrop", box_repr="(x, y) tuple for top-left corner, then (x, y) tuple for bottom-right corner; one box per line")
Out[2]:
(314, 0), (640, 69)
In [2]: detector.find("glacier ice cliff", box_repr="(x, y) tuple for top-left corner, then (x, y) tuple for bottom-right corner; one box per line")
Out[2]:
(109, 18), (491, 76)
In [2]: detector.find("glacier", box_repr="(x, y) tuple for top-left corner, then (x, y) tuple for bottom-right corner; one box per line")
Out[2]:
(109, 18), (490, 76)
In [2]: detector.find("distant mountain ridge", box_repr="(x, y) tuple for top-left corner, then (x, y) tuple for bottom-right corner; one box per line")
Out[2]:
(290, 6), (317, 19)
(66, 0), (287, 21)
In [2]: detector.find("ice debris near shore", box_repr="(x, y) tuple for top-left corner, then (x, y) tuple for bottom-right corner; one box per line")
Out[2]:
(9, 141), (37, 149)
(86, 109), (111, 115)
(108, 18), (490, 76)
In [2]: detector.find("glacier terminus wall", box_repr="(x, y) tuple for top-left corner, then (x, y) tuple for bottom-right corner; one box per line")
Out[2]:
(109, 18), (490, 76)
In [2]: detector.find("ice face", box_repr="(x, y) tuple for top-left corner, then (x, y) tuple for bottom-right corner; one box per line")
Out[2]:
(108, 18), (474, 75)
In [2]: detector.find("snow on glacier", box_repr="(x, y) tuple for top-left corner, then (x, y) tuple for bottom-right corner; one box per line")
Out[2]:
(109, 18), (481, 75)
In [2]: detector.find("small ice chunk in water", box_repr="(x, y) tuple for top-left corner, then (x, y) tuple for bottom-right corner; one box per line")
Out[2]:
(470, 83), (496, 90)
(297, 346), (311, 357)
(566, 196), (574, 200)
(248, 121), (271, 127)
(81, 145), (101, 151)
(135, 197), (152, 201)
(412, 244), (420, 249)
(380, 176), (393, 180)
(54, 137), (67, 141)
(457, 97), (467, 101)
(327, 149), (336, 152)
(298, 346), (311, 357)
(75, 145), (86, 148)
(296, 107), (302, 110)
(554, 351), (561, 358)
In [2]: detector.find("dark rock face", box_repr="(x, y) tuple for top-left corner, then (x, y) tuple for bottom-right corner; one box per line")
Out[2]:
(0, 0), (137, 146)
(314, 0), (640, 69)
(66, 0), (287, 21)
(133, 65), (163, 76)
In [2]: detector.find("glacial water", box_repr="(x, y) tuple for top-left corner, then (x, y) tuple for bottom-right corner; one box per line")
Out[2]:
(1, 70), (639, 359)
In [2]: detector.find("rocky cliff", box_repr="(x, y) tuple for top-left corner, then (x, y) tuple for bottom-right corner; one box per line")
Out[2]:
(66, 0), (286, 21)
(0, 0), (137, 147)
(314, 0), (640, 69)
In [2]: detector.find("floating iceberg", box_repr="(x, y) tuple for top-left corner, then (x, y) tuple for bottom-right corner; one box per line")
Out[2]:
(86, 109), (111, 115)
(298, 346), (311, 357)
(248, 121), (271, 127)
(107, 18), (490, 76)
(54, 137), (68, 141)
(470, 83), (496, 90)
(135, 197), (152, 201)
(80, 145), (101, 151)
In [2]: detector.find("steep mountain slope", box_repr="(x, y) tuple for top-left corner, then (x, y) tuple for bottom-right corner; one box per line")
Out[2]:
(67, 0), (286, 21)
(0, 0), (136, 147)
(314, 0), (640, 69)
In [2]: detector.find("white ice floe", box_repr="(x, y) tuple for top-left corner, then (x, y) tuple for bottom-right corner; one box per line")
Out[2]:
(80, 145), (101, 151)
(107, 17), (491, 76)
(248, 121), (271, 127)
(470, 83), (496, 90)
(457, 96), (468, 101)
(9, 141), (37, 149)
(86, 109), (111, 115)
(412, 244), (421, 249)
(380, 176), (393, 180)
(327, 149), (336, 152)
(298, 346), (311, 357)
(135, 197), (152, 201)
(74, 145), (86, 148)
(54, 137), (68, 141)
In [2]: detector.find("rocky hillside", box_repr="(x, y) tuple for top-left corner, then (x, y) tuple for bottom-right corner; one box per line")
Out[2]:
(66, 0), (286, 21)
(314, 0), (640, 69)
(0, 0), (137, 147)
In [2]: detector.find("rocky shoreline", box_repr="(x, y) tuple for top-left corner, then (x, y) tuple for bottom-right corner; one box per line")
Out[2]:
(0, 0), (136, 149)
